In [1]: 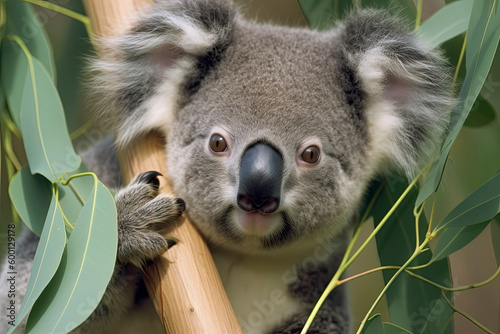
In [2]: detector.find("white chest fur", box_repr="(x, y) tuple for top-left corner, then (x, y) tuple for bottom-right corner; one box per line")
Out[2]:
(212, 247), (319, 334)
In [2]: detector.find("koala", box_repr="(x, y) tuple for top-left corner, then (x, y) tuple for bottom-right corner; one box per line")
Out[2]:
(1, 0), (455, 333)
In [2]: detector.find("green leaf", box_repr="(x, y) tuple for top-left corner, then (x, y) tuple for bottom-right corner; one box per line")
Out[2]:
(419, 296), (454, 334)
(436, 170), (500, 230)
(416, 0), (473, 49)
(5, 0), (55, 79)
(26, 178), (117, 333)
(298, 0), (339, 30)
(432, 221), (489, 262)
(363, 314), (385, 334)
(14, 41), (81, 182)
(8, 166), (52, 236)
(383, 322), (413, 334)
(57, 163), (93, 225)
(416, 0), (500, 208)
(463, 94), (496, 127)
(372, 177), (453, 334)
(492, 215), (500, 266)
(1, 38), (29, 127)
(298, 0), (417, 30)
(8, 190), (66, 334)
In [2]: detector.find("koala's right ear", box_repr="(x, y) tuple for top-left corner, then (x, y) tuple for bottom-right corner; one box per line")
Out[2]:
(92, 0), (236, 147)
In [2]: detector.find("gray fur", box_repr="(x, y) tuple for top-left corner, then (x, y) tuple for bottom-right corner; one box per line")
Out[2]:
(3, 1), (456, 333)
(79, 135), (122, 189)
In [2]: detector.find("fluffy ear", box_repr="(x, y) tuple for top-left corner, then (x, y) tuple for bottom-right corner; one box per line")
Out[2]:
(339, 10), (456, 178)
(91, 0), (236, 147)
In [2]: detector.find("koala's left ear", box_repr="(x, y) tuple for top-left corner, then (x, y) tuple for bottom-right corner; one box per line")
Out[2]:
(92, 0), (236, 146)
(339, 10), (456, 178)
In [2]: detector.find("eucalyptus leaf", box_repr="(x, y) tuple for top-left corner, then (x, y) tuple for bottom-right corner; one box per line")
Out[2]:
(298, 0), (416, 30)
(464, 94), (496, 127)
(383, 322), (413, 334)
(5, 0), (55, 79)
(416, 0), (500, 208)
(491, 216), (500, 266)
(416, 0), (473, 49)
(363, 314), (385, 334)
(18, 48), (81, 182)
(372, 178), (453, 334)
(8, 166), (52, 236)
(432, 221), (489, 262)
(8, 191), (66, 334)
(1, 39), (29, 127)
(419, 296), (454, 334)
(436, 170), (500, 230)
(298, 0), (338, 30)
(26, 179), (117, 333)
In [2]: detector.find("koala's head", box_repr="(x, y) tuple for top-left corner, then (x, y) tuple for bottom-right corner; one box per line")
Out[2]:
(94, 0), (455, 254)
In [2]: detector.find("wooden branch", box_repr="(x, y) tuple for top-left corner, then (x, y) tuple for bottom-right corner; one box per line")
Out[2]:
(81, 1), (242, 333)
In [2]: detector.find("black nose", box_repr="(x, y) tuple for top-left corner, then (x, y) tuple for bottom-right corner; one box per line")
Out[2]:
(237, 142), (283, 214)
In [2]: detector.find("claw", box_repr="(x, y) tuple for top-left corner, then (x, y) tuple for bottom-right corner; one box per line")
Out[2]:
(175, 198), (186, 214)
(137, 171), (162, 189)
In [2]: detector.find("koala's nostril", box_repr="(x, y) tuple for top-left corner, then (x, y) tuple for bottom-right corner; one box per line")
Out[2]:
(175, 198), (186, 212)
(261, 198), (279, 214)
(237, 194), (255, 212)
(138, 171), (162, 189)
(237, 194), (280, 214)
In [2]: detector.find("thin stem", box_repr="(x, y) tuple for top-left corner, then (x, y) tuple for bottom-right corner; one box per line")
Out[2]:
(414, 202), (425, 249)
(356, 241), (429, 334)
(441, 291), (494, 334)
(0, 1), (5, 28)
(415, 0), (424, 29)
(56, 172), (98, 229)
(60, 171), (97, 186)
(384, 323), (414, 334)
(405, 264), (500, 292)
(22, 0), (94, 42)
(428, 192), (438, 237)
(1, 117), (21, 171)
(68, 182), (86, 206)
(1, 112), (21, 138)
(70, 118), (94, 140)
(1, 120), (19, 225)
(454, 31), (468, 83)
(59, 206), (74, 230)
(352, 0), (362, 10)
(52, 184), (74, 230)
(337, 266), (400, 286)
(440, 314), (454, 334)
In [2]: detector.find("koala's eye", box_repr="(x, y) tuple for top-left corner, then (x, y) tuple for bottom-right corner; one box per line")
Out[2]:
(209, 134), (227, 153)
(301, 146), (320, 164)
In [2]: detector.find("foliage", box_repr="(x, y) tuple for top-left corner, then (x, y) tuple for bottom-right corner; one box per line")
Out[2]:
(0, 0), (116, 332)
(299, 0), (500, 333)
(0, 0), (499, 333)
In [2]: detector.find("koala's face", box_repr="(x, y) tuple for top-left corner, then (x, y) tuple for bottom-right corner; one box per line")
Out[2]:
(95, 1), (454, 253)
(166, 26), (368, 252)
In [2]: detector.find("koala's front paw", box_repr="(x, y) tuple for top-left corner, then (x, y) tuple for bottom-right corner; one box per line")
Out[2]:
(115, 171), (185, 268)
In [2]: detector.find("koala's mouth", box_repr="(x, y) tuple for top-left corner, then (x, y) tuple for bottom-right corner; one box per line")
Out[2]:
(235, 210), (281, 236)
(217, 205), (294, 249)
